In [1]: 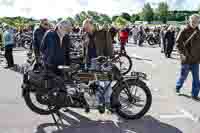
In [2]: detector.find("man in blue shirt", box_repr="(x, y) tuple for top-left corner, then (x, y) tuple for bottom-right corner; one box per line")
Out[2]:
(3, 25), (15, 68)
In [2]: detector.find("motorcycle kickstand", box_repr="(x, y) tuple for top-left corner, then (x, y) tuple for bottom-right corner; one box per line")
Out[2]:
(50, 110), (64, 130)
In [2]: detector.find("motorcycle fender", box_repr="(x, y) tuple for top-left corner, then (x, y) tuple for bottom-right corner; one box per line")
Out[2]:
(113, 77), (147, 89)
(21, 83), (35, 97)
(21, 83), (28, 97)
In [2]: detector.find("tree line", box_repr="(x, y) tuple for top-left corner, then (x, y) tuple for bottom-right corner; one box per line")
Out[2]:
(0, 2), (199, 29)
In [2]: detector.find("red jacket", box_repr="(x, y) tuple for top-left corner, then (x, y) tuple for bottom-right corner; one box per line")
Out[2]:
(119, 30), (128, 45)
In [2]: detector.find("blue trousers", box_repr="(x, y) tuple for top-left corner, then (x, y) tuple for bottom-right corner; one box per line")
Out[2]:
(176, 64), (200, 97)
(89, 58), (112, 104)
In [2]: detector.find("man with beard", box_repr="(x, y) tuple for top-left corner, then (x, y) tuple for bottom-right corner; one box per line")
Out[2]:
(176, 14), (200, 100)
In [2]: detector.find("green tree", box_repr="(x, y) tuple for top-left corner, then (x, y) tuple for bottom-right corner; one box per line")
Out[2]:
(74, 14), (82, 26)
(99, 14), (112, 24)
(157, 2), (169, 24)
(112, 15), (119, 22)
(121, 12), (131, 21)
(66, 17), (75, 25)
(141, 3), (154, 23)
(87, 11), (100, 23)
(57, 18), (63, 22)
(131, 14), (141, 23)
(114, 16), (128, 28)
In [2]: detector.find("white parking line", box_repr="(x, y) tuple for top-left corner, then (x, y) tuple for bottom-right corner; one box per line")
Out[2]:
(159, 108), (199, 123)
(131, 54), (157, 68)
(13, 51), (27, 56)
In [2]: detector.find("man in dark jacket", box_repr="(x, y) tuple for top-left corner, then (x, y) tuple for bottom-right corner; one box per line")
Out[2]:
(176, 14), (200, 100)
(109, 26), (118, 44)
(164, 26), (175, 58)
(40, 20), (72, 75)
(137, 25), (145, 47)
(33, 19), (49, 58)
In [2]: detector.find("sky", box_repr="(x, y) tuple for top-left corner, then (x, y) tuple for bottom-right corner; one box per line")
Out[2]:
(0, 0), (200, 19)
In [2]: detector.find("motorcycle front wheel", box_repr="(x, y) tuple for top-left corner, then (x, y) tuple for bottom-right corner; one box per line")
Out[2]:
(111, 79), (152, 119)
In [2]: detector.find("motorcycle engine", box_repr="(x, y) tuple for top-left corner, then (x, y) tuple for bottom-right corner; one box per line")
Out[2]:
(36, 88), (73, 107)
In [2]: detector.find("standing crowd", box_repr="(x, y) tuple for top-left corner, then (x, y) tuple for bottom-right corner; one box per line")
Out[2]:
(0, 14), (200, 100)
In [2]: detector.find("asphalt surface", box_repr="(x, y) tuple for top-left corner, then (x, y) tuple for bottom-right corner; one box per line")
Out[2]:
(0, 43), (200, 133)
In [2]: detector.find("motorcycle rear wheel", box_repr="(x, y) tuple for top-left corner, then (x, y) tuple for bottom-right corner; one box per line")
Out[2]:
(114, 54), (132, 75)
(23, 89), (60, 115)
(147, 38), (155, 46)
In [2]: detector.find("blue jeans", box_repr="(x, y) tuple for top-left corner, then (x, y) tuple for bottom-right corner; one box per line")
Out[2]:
(89, 58), (112, 104)
(176, 64), (200, 97)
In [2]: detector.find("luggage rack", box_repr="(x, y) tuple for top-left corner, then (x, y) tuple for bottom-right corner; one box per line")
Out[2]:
(131, 71), (148, 80)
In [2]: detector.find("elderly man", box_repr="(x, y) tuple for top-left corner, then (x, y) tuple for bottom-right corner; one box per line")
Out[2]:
(176, 14), (200, 100)
(40, 20), (72, 75)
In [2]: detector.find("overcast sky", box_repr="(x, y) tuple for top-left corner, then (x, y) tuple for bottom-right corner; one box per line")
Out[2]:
(0, 0), (199, 19)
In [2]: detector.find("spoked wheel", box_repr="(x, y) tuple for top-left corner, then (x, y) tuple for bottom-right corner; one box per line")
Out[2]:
(23, 89), (60, 115)
(112, 79), (152, 119)
(147, 38), (156, 46)
(114, 54), (132, 75)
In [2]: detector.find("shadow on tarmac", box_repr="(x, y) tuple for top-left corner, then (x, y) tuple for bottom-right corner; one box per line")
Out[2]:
(35, 109), (183, 133)
(179, 94), (200, 102)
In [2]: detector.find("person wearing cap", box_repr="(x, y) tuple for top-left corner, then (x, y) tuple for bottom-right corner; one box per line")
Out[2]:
(176, 14), (200, 100)
(40, 20), (73, 75)
(3, 25), (15, 68)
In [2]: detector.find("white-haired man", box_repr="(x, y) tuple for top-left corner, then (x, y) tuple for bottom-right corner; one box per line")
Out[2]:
(176, 14), (200, 100)
(40, 20), (73, 75)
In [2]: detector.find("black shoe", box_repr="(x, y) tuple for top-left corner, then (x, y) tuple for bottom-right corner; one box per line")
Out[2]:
(167, 54), (171, 58)
(4, 65), (14, 69)
(4, 66), (10, 69)
(105, 104), (115, 113)
(84, 105), (90, 113)
(175, 88), (180, 95)
(98, 104), (105, 114)
(192, 96), (200, 101)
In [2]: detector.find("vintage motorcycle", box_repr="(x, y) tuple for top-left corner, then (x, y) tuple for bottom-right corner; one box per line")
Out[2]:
(21, 56), (152, 123)
(146, 32), (161, 46)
